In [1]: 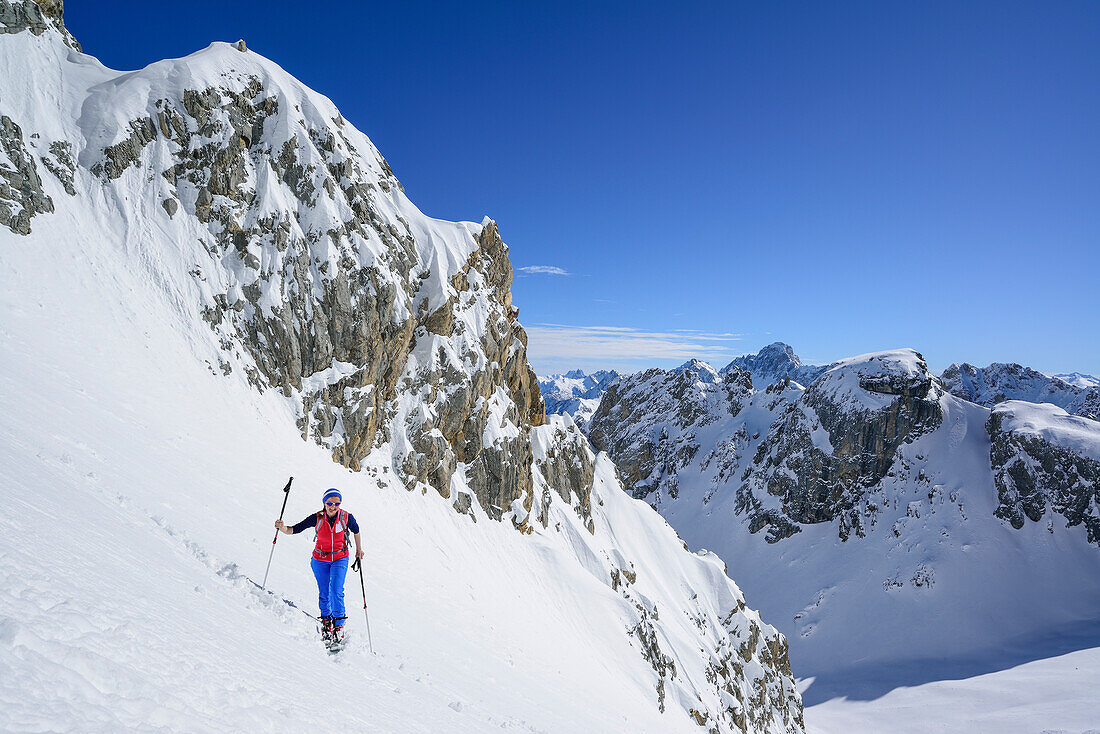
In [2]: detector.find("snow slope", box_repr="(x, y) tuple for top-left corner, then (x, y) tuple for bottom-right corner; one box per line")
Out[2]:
(2, 235), (685, 732)
(805, 641), (1100, 734)
(0, 5), (801, 732)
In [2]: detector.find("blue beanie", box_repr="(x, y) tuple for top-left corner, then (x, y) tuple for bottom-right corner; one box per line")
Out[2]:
(322, 488), (342, 504)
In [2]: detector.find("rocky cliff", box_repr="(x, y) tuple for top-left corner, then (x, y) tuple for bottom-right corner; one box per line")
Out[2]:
(987, 401), (1100, 545)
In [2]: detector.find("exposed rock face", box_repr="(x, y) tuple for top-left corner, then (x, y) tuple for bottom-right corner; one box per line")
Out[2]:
(67, 58), (546, 514)
(942, 361), (1100, 421)
(589, 362), (753, 503)
(988, 401), (1100, 545)
(0, 115), (53, 234)
(531, 419), (595, 529)
(41, 140), (75, 195)
(0, 0), (79, 49)
(739, 351), (943, 542)
(722, 342), (828, 389)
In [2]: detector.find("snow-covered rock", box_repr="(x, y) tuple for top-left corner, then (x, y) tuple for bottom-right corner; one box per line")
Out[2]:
(942, 362), (1100, 421)
(0, 3), (803, 732)
(739, 350), (944, 542)
(588, 363), (754, 503)
(988, 401), (1100, 544)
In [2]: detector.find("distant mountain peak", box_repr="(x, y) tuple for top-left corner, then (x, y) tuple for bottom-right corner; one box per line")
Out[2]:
(672, 358), (720, 383)
(724, 342), (827, 388)
(1054, 372), (1100, 390)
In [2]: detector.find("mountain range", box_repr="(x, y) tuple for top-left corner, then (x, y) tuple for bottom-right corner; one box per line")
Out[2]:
(581, 344), (1100, 720)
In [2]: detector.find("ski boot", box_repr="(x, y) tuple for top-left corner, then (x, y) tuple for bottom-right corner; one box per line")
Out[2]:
(331, 616), (348, 647)
(320, 615), (334, 643)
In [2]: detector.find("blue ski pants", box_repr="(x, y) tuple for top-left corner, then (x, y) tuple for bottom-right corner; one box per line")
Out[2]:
(310, 556), (348, 625)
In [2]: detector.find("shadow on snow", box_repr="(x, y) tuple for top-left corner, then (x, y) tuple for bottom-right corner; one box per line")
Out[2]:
(800, 618), (1100, 706)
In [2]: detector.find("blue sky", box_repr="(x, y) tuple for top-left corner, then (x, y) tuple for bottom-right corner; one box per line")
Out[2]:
(66, 1), (1099, 377)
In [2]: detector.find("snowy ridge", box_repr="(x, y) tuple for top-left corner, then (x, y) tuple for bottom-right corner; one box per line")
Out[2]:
(0, 4), (801, 732)
(991, 400), (1100, 462)
(1053, 371), (1100, 390)
(942, 361), (1100, 421)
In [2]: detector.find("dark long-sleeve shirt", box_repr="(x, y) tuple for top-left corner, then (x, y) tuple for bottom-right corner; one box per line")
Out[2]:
(290, 511), (359, 535)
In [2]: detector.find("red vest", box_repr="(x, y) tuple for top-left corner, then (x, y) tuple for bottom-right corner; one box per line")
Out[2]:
(312, 509), (350, 562)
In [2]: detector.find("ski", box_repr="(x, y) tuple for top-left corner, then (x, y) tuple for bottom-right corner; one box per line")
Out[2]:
(243, 576), (318, 623)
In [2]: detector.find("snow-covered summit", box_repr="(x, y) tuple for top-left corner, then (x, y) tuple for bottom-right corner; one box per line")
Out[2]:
(1054, 372), (1100, 390)
(672, 358), (721, 383)
(722, 342), (828, 389)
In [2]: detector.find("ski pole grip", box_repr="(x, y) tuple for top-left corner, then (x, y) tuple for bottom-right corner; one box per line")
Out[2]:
(271, 476), (294, 544)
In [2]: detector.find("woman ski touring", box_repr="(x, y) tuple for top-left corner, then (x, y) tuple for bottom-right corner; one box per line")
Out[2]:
(275, 488), (363, 647)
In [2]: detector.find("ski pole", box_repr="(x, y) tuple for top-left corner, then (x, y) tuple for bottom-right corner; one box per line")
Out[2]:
(261, 476), (294, 590)
(352, 557), (374, 653)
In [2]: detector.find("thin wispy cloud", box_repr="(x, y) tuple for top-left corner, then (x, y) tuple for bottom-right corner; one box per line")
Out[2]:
(517, 265), (570, 276)
(525, 323), (743, 375)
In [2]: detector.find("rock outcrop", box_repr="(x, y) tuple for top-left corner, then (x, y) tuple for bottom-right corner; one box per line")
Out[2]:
(0, 0), (79, 49)
(739, 351), (944, 541)
(988, 401), (1100, 545)
(0, 115), (54, 234)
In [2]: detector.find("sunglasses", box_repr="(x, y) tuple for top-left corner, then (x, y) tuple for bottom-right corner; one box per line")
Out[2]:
(325, 501), (340, 507)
